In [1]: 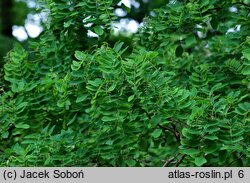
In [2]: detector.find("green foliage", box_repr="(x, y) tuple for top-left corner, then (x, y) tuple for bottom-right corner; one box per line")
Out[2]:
(0, 35), (15, 67)
(0, 0), (250, 167)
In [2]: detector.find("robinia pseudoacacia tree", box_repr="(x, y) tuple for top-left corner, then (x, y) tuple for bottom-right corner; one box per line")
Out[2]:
(0, 0), (249, 166)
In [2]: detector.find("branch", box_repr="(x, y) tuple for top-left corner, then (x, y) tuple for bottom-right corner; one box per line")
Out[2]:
(24, 26), (31, 39)
(158, 123), (181, 145)
(171, 123), (181, 144)
(144, 111), (181, 144)
(157, 124), (175, 134)
(175, 154), (186, 167)
(162, 153), (180, 167)
(144, 110), (151, 120)
(169, 117), (188, 127)
(227, 153), (244, 166)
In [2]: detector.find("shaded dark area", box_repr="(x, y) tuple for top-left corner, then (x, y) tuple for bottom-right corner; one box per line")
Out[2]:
(0, 0), (14, 37)
(0, 0), (32, 67)
(0, 0), (15, 68)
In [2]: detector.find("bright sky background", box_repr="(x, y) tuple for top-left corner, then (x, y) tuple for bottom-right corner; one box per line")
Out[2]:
(13, 0), (140, 41)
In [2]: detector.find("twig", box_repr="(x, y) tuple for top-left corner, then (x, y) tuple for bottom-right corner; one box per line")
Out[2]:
(157, 124), (175, 134)
(176, 154), (186, 167)
(144, 110), (151, 120)
(227, 153), (244, 166)
(171, 123), (181, 145)
(162, 153), (180, 167)
(158, 123), (181, 145)
(144, 111), (181, 144)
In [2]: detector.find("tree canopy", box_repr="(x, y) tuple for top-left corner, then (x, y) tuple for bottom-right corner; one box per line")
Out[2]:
(0, 0), (249, 167)
(0, 0), (36, 67)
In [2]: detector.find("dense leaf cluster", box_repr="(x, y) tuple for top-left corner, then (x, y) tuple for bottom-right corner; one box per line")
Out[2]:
(0, 0), (249, 166)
